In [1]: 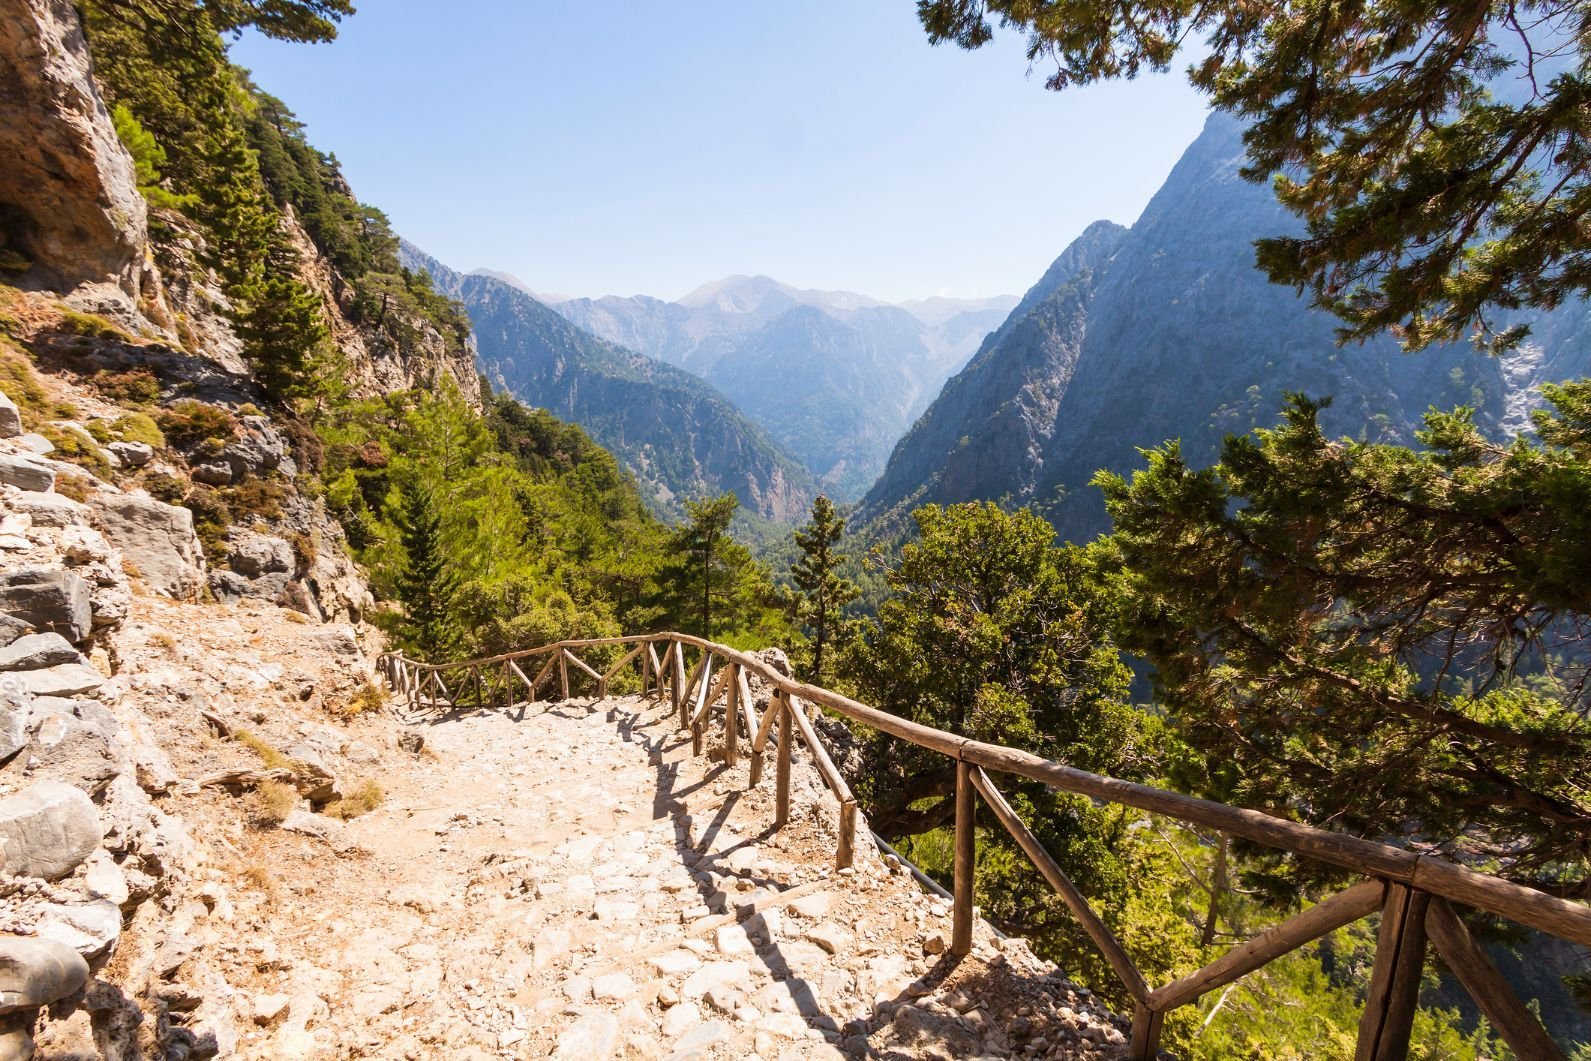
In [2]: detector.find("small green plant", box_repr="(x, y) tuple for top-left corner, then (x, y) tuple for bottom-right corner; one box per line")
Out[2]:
(141, 471), (187, 504)
(53, 472), (92, 503)
(339, 681), (387, 717)
(223, 477), (288, 523)
(0, 343), (75, 422)
(156, 400), (236, 452)
(110, 412), (164, 448)
(234, 729), (291, 771)
(38, 424), (111, 480)
(238, 402), (262, 417)
(324, 779), (383, 820)
(55, 306), (132, 343)
(92, 368), (161, 406)
(181, 485), (232, 558)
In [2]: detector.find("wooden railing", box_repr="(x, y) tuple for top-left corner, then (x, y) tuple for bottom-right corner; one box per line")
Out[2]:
(379, 633), (1589, 1061)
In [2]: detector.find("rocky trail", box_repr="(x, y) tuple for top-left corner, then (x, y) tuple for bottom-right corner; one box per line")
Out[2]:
(206, 681), (1136, 1060)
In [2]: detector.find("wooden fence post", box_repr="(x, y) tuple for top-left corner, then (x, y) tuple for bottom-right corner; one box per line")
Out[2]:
(837, 800), (857, 870)
(952, 759), (976, 956)
(1355, 883), (1430, 1061)
(559, 651), (570, 701)
(724, 664), (739, 767)
(775, 693), (793, 827)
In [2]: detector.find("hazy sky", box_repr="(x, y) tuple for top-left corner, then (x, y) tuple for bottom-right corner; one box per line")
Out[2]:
(232, 2), (1210, 302)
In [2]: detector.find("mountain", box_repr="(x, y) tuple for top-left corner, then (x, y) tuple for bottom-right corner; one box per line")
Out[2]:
(858, 113), (1591, 541)
(549, 276), (1016, 499)
(403, 244), (816, 524)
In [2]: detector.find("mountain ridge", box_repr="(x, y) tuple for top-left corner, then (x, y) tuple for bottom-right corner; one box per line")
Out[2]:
(404, 242), (817, 524)
(857, 113), (1591, 541)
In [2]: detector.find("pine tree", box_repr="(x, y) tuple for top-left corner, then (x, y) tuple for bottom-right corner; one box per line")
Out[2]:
(671, 494), (748, 639)
(787, 495), (858, 685)
(396, 484), (457, 661)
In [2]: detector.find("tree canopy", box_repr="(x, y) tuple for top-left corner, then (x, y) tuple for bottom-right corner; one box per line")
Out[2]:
(918, 0), (1591, 352)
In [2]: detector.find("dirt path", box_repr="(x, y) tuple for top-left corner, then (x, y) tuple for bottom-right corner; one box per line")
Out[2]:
(87, 598), (1131, 1060)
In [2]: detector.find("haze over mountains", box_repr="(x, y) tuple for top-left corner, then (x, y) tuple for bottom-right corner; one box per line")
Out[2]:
(546, 278), (1015, 498)
(858, 113), (1591, 541)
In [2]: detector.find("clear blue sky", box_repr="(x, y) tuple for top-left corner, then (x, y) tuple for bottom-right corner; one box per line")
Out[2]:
(232, 1), (1210, 302)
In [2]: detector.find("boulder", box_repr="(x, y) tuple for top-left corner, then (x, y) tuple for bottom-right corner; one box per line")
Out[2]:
(17, 665), (102, 699)
(6, 492), (83, 528)
(27, 710), (119, 792)
(0, 936), (89, 1012)
(34, 900), (120, 958)
(0, 779), (101, 879)
(223, 416), (286, 478)
(88, 494), (203, 599)
(0, 633), (82, 672)
(0, 569), (91, 643)
(15, 435), (51, 456)
(103, 441), (150, 468)
(280, 742), (341, 804)
(190, 462), (232, 486)
(0, 456), (52, 493)
(0, 392), (20, 440)
(227, 532), (293, 579)
(0, 691), (26, 763)
(0, 616), (31, 648)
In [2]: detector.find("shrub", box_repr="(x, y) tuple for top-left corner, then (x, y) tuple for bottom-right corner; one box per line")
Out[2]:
(54, 474), (92, 503)
(234, 729), (290, 771)
(92, 368), (161, 406)
(142, 471), (187, 505)
(55, 306), (132, 342)
(0, 343), (75, 422)
(251, 779), (298, 825)
(324, 779), (383, 820)
(110, 412), (165, 448)
(182, 485), (232, 557)
(156, 400), (236, 452)
(339, 681), (387, 717)
(37, 424), (111, 480)
(223, 476), (288, 524)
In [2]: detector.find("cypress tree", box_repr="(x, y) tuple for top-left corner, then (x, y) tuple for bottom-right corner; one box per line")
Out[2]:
(396, 484), (457, 661)
(787, 495), (858, 685)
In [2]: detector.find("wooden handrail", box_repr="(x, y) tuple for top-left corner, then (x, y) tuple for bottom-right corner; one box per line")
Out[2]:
(380, 632), (1591, 1058)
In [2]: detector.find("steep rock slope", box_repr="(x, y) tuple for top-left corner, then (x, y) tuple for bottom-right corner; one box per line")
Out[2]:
(0, 0), (145, 306)
(860, 114), (1588, 540)
(405, 245), (816, 524)
(552, 277), (1015, 500)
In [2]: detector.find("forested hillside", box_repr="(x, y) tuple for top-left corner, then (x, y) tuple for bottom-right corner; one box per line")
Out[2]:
(401, 245), (817, 526)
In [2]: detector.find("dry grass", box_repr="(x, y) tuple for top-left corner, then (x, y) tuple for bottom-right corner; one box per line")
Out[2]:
(250, 779), (298, 826)
(239, 862), (281, 907)
(324, 779), (384, 820)
(234, 729), (291, 772)
(337, 681), (388, 717)
(282, 610), (310, 625)
(147, 631), (175, 652)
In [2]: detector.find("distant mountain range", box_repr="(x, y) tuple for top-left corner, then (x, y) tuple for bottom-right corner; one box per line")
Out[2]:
(401, 243), (816, 524)
(857, 113), (1591, 541)
(546, 277), (1015, 499)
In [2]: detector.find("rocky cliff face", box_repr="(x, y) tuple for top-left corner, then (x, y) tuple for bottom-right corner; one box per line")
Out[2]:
(0, 0), (146, 309)
(0, 2), (490, 1053)
(405, 245), (816, 524)
(859, 114), (1591, 540)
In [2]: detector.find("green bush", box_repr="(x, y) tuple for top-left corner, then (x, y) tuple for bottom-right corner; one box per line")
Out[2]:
(91, 368), (161, 406)
(38, 424), (111, 480)
(55, 306), (132, 342)
(156, 399), (236, 452)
